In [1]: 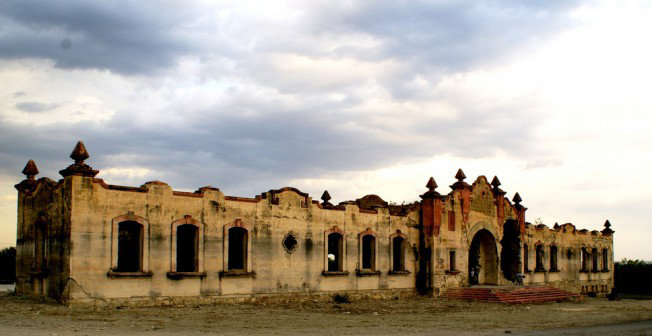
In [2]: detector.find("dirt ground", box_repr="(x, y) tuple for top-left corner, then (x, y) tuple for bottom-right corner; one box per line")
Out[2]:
(0, 290), (650, 336)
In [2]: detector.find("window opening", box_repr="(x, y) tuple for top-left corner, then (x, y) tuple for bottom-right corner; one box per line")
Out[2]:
(176, 224), (198, 272)
(327, 233), (343, 272)
(602, 248), (609, 271)
(449, 250), (456, 271)
(392, 236), (406, 272)
(117, 221), (142, 272)
(592, 247), (598, 271)
(283, 233), (297, 253)
(523, 244), (529, 272)
(361, 235), (375, 270)
(550, 245), (558, 271)
(228, 227), (247, 270)
(535, 245), (545, 271)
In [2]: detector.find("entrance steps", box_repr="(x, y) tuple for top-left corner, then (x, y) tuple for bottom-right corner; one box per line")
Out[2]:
(442, 285), (581, 304)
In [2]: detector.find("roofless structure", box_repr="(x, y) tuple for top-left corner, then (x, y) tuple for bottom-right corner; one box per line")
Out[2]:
(14, 141), (614, 306)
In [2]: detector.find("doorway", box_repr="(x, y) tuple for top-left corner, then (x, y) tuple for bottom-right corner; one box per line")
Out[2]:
(468, 229), (499, 285)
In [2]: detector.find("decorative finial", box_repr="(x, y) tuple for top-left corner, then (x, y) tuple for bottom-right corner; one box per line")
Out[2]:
(70, 141), (90, 163)
(490, 176), (501, 188)
(22, 160), (39, 179)
(455, 169), (466, 182)
(15, 159), (40, 192)
(321, 190), (333, 206)
(59, 140), (99, 178)
(321, 190), (331, 202)
(602, 220), (614, 235)
(512, 192), (522, 204)
(426, 177), (437, 191)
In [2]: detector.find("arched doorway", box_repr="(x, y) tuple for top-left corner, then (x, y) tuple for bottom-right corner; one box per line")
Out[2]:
(468, 229), (499, 285)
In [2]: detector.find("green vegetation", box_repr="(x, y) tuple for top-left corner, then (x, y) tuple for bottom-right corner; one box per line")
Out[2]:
(0, 247), (16, 284)
(614, 259), (651, 294)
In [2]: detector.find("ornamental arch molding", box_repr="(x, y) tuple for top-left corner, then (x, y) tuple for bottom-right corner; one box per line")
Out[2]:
(467, 221), (499, 246)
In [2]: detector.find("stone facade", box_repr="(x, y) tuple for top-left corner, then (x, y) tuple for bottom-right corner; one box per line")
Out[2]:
(14, 142), (614, 306)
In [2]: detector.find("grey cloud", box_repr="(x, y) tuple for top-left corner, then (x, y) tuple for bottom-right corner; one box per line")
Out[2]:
(15, 101), (62, 113)
(0, 0), (205, 74)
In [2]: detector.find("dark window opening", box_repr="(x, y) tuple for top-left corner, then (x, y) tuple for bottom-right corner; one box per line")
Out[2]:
(602, 248), (609, 271)
(500, 219), (521, 281)
(117, 221), (142, 272)
(592, 248), (598, 271)
(228, 227), (247, 271)
(523, 244), (529, 272)
(392, 236), (406, 272)
(177, 224), (198, 272)
(34, 221), (46, 271)
(361, 235), (375, 270)
(580, 248), (589, 271)
(448, 211), (455, 231)
(283, 233), (297, 253)
(550, 245), (558, 271)
(535, 245), (545, 271)
(449, 250), (456, 271)
(327, 233), (343, 272)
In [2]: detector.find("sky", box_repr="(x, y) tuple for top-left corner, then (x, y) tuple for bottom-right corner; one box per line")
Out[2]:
(0, 0), (650, 260)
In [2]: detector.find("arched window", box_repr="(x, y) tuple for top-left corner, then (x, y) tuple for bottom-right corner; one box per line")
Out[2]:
(176, 224), (198, 272)
(361, 234), (376, 271)
(535, 244), (545, 272)
(117, 221), (142, 272)
(591, 247), (598, 271)
(328, 232), (344, 272)
(602, 248), (609, 271)
(580, 247), (589, 272)
(550, 245), (558, 271)
(228, 227), (248, 271)
(391, 236), (406, 272)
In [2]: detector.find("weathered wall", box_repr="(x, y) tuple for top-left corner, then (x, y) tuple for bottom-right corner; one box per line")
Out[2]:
(423, 176), (614, 296)
(15, 178), (71, 301)
(15, 154), (614, 306)
(63, 176), (419, 305)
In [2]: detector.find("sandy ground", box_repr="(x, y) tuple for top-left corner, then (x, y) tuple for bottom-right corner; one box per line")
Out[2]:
(0, 289), (650, 336)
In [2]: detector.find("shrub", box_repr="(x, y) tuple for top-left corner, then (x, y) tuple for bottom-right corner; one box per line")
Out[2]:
(333, 293), (350, 304)
(614, 259), (652, 294)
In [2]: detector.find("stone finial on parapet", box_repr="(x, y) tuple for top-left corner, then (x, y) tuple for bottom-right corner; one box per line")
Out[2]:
(602, 220), (614, 235)
(70, 140), (90, 164)
(59, 140), (99, 178)
(321, 190), (333, 207)
(15, 159), (40, 192)
(420, 177), (441, 199)
(22, 159), (39, 179)
(450, 168), (471, 190)
(455, 169), (466, 181)
(512, 192), (527, 233)
(513, 192), (523, 207)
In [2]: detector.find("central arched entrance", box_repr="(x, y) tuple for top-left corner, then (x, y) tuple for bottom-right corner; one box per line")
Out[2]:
(468, 229), (499, 285)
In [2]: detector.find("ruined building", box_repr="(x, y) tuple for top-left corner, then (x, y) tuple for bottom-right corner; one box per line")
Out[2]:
(14, 141), (614, 306)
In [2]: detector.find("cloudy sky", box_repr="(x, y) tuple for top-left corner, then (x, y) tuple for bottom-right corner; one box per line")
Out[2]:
(0, 0), (650, 260)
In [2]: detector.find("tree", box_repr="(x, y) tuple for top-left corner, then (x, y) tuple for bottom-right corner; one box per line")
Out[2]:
(0, 247), (16, 283)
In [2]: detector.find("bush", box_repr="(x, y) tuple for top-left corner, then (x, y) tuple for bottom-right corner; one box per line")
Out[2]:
(333, 293), (350, 304)
(614, 259), (652, 294)
(0, 247), (16, 284)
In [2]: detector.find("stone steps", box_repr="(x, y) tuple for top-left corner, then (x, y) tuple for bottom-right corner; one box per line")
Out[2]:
(443, 286), (581, 304)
